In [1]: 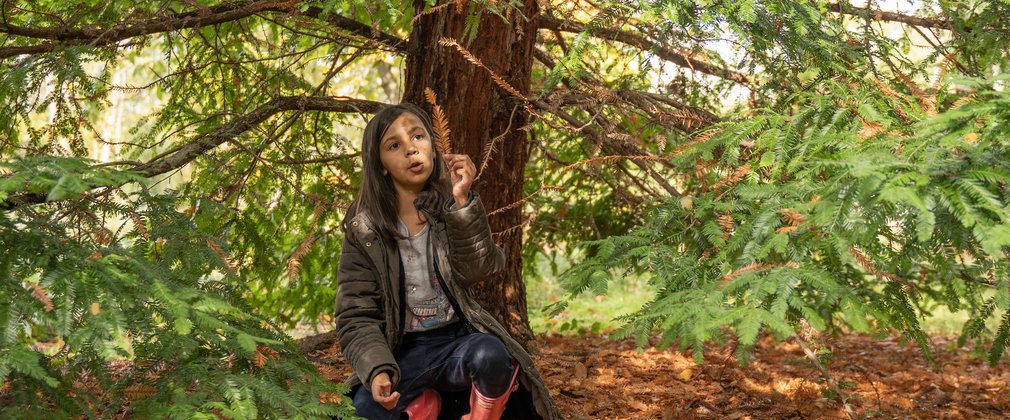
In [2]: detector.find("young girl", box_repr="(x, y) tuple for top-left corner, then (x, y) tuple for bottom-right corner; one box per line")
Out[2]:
(335, 103), (560, 419)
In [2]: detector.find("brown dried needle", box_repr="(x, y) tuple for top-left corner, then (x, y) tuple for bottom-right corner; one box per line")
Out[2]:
(423, 88), (452, 154)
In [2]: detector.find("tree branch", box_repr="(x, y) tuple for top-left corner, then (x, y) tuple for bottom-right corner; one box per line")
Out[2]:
(824, 2), (948, 30)
(615, 90), (720, 124)
(299, 6), (406, 52)
(533, 47), (719, 133)
(0, 1), (287, 41)
(0, 44), (52, 59)
(135, 96), (386, 177)
(537, 15), (750, 86)
(0, 0), (405, 60)
(1, 96), (387, 210)
(533, 99), (682, 198)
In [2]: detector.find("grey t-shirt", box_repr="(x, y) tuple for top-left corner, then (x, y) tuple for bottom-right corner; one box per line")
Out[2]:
(397, 220), (458, 332)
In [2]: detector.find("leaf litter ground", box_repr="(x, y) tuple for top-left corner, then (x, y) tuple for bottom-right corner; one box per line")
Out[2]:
(309, 332), (1010, 419)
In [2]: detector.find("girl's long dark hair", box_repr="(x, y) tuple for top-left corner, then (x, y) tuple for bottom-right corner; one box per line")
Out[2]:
(344, 103), (451, 240)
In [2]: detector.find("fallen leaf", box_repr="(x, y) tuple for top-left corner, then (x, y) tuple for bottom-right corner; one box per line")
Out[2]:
(123, 384), (157, 400)
(574, 362), (588, 380)
(320, 391), (343, 404)
(628, 398), (649, 411)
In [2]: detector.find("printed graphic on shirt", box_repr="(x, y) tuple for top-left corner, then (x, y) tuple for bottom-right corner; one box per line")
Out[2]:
(408, 276), (455, 330)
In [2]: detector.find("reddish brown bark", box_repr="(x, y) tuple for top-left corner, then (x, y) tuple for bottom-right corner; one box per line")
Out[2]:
(403, 1), (539, 348)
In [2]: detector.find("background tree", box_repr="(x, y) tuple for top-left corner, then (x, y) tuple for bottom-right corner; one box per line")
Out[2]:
(403, 0), (541, 345)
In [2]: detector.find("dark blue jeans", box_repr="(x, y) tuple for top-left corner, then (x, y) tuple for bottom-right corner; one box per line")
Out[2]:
(352, 322), (515, 419)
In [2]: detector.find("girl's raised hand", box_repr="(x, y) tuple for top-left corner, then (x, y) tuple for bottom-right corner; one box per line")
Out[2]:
(443, 154), (475, 207)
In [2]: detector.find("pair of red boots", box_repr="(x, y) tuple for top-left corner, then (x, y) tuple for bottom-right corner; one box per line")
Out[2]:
(404, 364), (520, 420)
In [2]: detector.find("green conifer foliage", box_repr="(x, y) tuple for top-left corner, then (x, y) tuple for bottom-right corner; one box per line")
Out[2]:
(562, 74), (1010, 363)
(555, 1), (1010, 363)
(0, 157), (352, 418)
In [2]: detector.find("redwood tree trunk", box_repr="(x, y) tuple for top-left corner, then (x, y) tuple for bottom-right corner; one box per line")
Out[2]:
(403, 1), (538, 348)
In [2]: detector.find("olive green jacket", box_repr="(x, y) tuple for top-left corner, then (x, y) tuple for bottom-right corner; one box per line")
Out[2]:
(335, 193), (561, 419)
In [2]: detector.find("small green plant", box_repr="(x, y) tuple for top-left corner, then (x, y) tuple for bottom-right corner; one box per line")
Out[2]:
(820, 379), (859, 403)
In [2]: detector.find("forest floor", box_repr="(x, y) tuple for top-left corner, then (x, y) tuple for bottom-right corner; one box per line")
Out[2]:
(308, 332), (1010, 419)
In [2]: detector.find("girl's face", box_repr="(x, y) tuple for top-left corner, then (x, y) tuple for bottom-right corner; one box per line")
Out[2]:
(378, 112), (434, 195)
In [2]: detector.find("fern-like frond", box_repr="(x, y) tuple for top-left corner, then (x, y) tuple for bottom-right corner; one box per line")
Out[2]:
(423, 87), (453, 154)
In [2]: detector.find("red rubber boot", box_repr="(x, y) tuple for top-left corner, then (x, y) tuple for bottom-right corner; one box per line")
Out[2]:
(461, 363), (520, 420)
(404, 388), (441, 420)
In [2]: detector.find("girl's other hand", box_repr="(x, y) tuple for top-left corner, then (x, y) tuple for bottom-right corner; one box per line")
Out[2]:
(371, 371), (400, 410)
(443, 154), (475, 207)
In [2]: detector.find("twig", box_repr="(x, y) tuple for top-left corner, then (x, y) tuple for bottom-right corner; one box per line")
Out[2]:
(476, 104), (520, 181)
(853, 365), (882, 414)
(794, 335), (857, 420)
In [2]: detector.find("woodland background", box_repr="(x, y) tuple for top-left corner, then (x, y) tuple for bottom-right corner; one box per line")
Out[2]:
(2, 0), (1010, 418)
